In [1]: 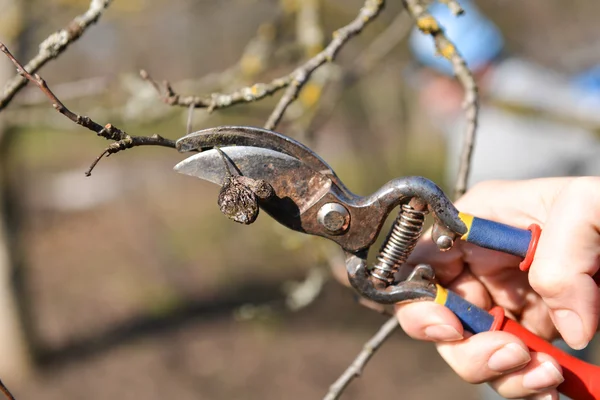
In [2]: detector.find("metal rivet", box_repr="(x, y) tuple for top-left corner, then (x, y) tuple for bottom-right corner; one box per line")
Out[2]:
(436, 235), (454, 251)
(317, 203), (350, 235)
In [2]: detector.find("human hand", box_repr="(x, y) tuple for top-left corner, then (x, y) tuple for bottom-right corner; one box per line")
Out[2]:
(395, 177), (600, 399)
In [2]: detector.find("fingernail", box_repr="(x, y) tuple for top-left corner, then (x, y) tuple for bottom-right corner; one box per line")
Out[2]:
(424, 324), (463, 341)
(552, 309), (588, 350)
(522, 362), (564, 391)
(487, 343), (531, 372)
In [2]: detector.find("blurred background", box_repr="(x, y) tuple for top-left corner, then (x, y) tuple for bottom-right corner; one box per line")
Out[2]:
(0, 0), (599, 399)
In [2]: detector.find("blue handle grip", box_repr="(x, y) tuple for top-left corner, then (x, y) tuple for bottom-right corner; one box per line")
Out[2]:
(434, 284), (495, 333)
(458, 213), (532, 257)
(434, 285), (600, 400)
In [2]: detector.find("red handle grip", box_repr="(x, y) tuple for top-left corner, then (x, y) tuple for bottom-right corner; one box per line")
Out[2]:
(493, 311), (600, 400)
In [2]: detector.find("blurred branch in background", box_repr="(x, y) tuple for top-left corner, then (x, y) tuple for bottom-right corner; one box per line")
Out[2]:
(324, 315), (399, 400)
(264, 0), (385, 130)
(0, 379), (14, 400)
(142, 0), (388, 320)
(324, 0), (481, 397)
(0, 0), (115, 396)
(139, 15), (287, 113)
(0, 0), (112, 113)
(402, 0), (478, 198)
(301, 10), (412, 143)
(0, 0), (485, 398)
(141, 0), (386, 132)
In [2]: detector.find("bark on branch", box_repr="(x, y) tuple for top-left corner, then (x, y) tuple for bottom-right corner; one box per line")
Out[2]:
(323, 316), (400, 400)
(402, 0), (479, 198)
(0, 44), (175, 177)
(264, 0), (385, 130)
(325, 1), (481, 398)
(0, 378), (15, 400)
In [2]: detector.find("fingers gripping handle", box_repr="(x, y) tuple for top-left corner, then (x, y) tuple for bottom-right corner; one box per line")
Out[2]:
(458, 213), (541, 271)
(435, 285), (600, 400)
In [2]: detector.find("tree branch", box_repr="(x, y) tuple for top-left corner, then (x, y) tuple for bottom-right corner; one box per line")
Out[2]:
(0, 0), (112, 112)
(324, 2), (481, 397)
(139, 69), (293, 113)
(402, 0), (479, 198)
(0, 43), (175, 177)
(264, 0), (385, 130)
(439, 0), (464, 16)
(0, 378), (15, 400)
(323, 316), (399, 400)
(141, 0), (385, 131)
(139, 15), (286, 114)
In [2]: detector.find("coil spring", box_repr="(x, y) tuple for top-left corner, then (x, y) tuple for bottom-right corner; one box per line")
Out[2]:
(370, 203), (427, 284)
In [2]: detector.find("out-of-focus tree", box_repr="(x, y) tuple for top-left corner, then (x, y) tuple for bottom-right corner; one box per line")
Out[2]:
(0, 0), (31, 384)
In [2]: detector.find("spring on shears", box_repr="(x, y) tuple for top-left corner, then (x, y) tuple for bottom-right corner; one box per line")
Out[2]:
(370, 203), (427, 284)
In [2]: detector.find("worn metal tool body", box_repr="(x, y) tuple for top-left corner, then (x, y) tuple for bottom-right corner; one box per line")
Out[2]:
(174, 126), (600, 400)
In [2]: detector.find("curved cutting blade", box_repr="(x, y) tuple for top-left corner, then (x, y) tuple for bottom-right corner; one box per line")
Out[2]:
(174, 146), (332, 230)
(176, 125), (336, 175)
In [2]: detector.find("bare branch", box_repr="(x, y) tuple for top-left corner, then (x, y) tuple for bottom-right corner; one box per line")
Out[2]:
(324, 316), (399, 400)
(0, 0), (112, 112)
(141, 0), (384, 129)
(439, 0), (464, 16)
(402, 0), (479, 198)
(0, 43), (175, 176)
(0, 378), (15, 400)
(264, 0), (385, 130)
(139, 69), (292, 113)
(139, 17), (285, 113)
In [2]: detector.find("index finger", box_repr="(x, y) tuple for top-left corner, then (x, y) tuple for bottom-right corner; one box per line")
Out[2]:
(528, 177), (600, 350)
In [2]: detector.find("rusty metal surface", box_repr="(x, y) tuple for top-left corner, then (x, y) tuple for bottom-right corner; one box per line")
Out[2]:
(174, 126), (469, 304)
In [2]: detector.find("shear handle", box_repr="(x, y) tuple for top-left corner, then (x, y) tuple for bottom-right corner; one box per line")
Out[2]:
(345, 253), (437, 304)
(435, 284), (600, 400)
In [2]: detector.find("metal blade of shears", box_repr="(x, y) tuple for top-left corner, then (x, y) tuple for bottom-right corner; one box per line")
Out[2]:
(174, 146), (333, 232)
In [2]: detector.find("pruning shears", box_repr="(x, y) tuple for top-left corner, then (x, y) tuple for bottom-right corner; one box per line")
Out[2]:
(173, 125), (600, 400)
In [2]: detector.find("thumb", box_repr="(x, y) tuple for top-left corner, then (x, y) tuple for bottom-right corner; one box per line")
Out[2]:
(528, 177), (600, 350)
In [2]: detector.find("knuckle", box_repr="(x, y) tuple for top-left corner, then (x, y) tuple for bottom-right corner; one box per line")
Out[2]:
(529, 267), (566, 298)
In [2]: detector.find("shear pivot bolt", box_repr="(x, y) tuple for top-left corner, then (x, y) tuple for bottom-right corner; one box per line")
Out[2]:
(318, 203), (350, 235)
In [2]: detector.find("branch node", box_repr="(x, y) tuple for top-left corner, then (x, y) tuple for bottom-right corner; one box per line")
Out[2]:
(1, 39), (176, 178)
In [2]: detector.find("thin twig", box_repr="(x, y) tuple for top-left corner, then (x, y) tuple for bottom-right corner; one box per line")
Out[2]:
(264, 0), (385, 130)
(319, 11), (412, 399)
(139, 12), (286, 113)
(439, 0), (464, 16)
(141, 0), (384, 129)
(0, 378), (15, 400)
(186, 103), (195, 135)
(0, 44), (175, 176)
(402, 0), (478, 198)
(140, 69), (293, 113)
(323, 316), (399, 400)
(0, 0), (112, 112)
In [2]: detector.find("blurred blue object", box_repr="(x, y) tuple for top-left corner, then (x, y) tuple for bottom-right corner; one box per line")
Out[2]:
(408, 0), (504, 75)
(572, 65), (600, 95)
